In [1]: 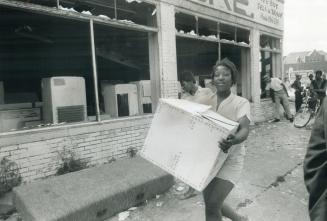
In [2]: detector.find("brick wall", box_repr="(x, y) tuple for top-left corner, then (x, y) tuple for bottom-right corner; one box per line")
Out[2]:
(0, 99), (279, 183)
(0, 116), (152, 182)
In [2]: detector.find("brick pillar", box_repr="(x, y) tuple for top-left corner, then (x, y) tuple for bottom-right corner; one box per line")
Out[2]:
(157, 2), (179, 99)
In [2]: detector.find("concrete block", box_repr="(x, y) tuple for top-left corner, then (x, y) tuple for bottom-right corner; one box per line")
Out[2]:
(14, 157), (174, 221)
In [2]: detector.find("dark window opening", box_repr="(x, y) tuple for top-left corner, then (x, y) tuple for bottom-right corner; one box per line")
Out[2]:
(198, 17), (217, 37)
(176, 37), (218, 89)
(0, 5), (154, 132)
(94, 24), (151, 118)
(16, 0), (157, 27)
(260, 51), (273, 98)
(236, 28), (250, 44)
(219, 23), (235, 41)
(260, 35), (280, 50)
(221, 44), (242, 96)
(0, 7), (95, 131)
(175, 12), (196, 34)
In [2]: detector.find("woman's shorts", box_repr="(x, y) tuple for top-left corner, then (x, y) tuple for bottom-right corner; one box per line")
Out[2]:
(215, 144), (246, 185)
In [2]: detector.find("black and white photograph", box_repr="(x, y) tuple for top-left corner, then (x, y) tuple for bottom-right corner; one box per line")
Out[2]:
(0, 0), (326, 221)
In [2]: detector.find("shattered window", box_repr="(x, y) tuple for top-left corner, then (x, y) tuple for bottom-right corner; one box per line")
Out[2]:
(236, 28), (250, 44)
(16, 0), (157, 27)
(219, 23), (235, 42)
(175, 12), (197, 35)
(260, 35), (281, 50)
(198, 17), (217, 39)
(94, 24), (152, 118)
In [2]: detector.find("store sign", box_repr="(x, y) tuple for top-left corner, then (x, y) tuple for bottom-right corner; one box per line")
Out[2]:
(188, 0), (284, 30)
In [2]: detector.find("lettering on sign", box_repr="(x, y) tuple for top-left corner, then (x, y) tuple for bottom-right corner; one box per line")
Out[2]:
(234, 0), (254, 18)
(187, 0), (284, 30)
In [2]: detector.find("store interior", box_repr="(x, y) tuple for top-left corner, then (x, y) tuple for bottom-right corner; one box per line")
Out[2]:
(0, 4), (153, 132)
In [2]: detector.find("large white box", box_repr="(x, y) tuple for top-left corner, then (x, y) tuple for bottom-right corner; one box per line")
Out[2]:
(140, 98), (238, 191)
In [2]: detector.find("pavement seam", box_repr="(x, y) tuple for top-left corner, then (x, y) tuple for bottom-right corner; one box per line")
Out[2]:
(236, 161), (303, 210)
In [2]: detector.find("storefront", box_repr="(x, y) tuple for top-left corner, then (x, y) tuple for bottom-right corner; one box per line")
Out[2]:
(0, 0), (284, 181)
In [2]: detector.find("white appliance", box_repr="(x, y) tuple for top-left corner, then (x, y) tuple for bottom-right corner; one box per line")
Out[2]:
(101, 83), (139, 118)
(132, 80), (152, 114)
(42, 77), (87, 124)
(177, 81), (182, 99)
(0, 81), (4, 104)
(0, 107), (41, 133)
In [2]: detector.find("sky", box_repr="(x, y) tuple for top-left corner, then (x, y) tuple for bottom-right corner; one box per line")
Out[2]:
(283, 0), (327, 55)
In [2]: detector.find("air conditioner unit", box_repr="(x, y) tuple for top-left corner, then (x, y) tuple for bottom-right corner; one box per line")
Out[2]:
(0, 81), (4, 104)
(101, 83), (139, 118)
(42, 76), (87, 124)
(132, 80), (152, 114)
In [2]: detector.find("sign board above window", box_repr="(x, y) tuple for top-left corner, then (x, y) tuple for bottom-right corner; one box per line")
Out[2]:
(186, 0), (284, 30)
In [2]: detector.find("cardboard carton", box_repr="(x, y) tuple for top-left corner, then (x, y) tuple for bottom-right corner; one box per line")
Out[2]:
(140, 98), (239, 191)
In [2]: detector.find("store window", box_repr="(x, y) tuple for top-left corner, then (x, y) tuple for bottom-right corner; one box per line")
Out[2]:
(176, 37), (218, 88)
(16, 0), (157, 27)
(219, 23), (235, 42)
(198, 17), (217, 37)
(175, 13), (218, 90)
(0, 1), (157, 133)
(260, 34), (282, 99)
(175, 12), (197, 35)
(94, 24), (152, 119)
(221, 44), (242, 95)
(0, 8), (96, 133)
(175, 12), (251, 99)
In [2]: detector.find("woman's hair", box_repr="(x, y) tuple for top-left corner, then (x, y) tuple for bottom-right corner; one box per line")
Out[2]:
(212, 58), (238, 84)
(180, 70), (196, 83)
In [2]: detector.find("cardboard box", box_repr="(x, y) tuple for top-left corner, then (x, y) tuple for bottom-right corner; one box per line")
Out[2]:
(140, 98), (238, 191)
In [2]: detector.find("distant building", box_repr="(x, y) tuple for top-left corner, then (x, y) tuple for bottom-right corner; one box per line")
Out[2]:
(284, 50), (327, 73)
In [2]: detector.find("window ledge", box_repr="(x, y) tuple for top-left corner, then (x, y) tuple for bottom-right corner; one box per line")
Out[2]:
(0, 114), (154, 145)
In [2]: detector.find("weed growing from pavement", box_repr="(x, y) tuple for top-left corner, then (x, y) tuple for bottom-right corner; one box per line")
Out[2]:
(0, 157), (22, 197)
(56, 147), (88, 175)
(126, 147), (137, 158)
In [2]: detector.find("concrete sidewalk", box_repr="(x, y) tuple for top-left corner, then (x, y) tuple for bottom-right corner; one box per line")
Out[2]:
(106, 120), (312, 221)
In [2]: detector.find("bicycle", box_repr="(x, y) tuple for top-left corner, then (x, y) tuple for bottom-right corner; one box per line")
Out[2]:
(293, 89), (320, 128)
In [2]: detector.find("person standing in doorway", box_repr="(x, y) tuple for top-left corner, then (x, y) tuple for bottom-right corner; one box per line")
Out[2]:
(291, 74), (304, 112)
(264, 75), (294, 122)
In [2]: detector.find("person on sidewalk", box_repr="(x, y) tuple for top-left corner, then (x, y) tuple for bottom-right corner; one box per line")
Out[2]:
(291, 74), (304, 112)
(201, 58), (250, 221)
(264, 75), (294, 122)
(303, 98), (327, 221)
(310, 70), (327, 107)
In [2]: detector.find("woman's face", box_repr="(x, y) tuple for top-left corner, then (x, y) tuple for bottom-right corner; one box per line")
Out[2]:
(212, 65), (233, 92)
